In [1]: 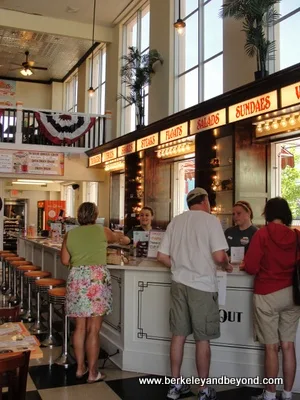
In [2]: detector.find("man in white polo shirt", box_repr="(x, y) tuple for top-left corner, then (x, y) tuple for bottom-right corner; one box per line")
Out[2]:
(157, 187), (232, 400)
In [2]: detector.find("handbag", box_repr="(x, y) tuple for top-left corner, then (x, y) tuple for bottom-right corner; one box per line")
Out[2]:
(293, 230), (300, 305)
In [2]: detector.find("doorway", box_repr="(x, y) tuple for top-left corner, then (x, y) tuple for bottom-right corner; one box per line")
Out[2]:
(173, 159), (195, 217)
(271, 137), (300, 224)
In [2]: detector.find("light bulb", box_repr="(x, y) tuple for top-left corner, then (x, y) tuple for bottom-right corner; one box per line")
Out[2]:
(289, 117), (296, 125)
(88, 87), (95, 97)
(174, 19), (186, 34)
(272, 121), (279, 130)
(281, 119), (287, 128)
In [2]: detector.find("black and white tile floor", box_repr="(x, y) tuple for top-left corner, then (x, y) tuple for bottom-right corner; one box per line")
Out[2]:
(14, 346), (300, 400)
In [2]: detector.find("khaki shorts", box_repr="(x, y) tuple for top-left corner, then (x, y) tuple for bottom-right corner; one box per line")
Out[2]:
(253, 286), (300, 344)
(169, 281), (220, 341)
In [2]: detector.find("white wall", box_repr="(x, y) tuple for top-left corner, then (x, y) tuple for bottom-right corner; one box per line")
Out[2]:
(105, 25), (122, 140)
(51, 82), (64, 111)
(149, 0), (174, 123)
(16, 81), (52, 109)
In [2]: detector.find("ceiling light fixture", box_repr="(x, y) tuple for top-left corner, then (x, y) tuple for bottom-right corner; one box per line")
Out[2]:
(20, 68), (33, 76)
(12, 181), (47, 186)
(16, 179), (55, 183)
(174, 0), (186, 35)
(88, 0), (96, 98)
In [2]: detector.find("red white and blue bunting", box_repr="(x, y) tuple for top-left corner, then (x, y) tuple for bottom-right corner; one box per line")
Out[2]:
(35, 112), (96, 145)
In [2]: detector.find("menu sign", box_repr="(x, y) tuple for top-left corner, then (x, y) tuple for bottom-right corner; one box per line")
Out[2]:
(118, 141), (136, 157)
(229, 91), (278, 123)
(160, 122), (188, 144)
(0, 150), (64, 175)
(137, 133), (159, 151)
(147, 230), (165, 258)
(281, 81), (300, 108)
(190, 109), (226, 135)
(89, 154), (101, 167)
(102, 148), (117, 162)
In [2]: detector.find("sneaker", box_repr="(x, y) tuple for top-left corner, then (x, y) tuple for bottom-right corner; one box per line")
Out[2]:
(253, 391), (276, 400)
(198, 387), (217, 400)
(166, 384), (191, 399)
(280, 394), (292, 400)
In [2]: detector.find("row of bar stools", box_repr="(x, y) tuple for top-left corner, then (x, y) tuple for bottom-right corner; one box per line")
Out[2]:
(4, 256), (25, 296)
(11, 260), (33, 303)
(1, 253), (17, 293)
(48, 287), (75, 368)
(30, 278), (66, 337)
(23, 271), (52, 323)
(17, 265), (41, 314)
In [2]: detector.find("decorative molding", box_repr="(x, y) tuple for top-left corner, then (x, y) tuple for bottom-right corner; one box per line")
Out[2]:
(104, 274), (122, 332)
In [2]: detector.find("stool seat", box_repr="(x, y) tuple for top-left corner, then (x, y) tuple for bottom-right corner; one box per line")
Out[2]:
(0, 251), (12, 255)
(24, 271), (51, 279)
(36, 278), (66, 287)
(11, 261), (32, 267)
(2, 254), (17, 260)
(48, 287), (66, 297)
(5, 257), (25, 262)
(17, 265), (41, 272)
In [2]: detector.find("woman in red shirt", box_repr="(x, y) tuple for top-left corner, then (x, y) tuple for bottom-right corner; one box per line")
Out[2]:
(245, 197), (300, 400)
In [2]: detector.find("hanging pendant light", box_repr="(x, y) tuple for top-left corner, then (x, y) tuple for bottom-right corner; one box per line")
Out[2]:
(88, 0), (96, 97)
(174, 0), (186, 34)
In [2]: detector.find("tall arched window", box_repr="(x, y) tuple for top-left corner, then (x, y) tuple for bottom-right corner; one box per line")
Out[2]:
(174, 0), (223, 112)
(271, 1), (300, 72)
(121, 4), (150, 135)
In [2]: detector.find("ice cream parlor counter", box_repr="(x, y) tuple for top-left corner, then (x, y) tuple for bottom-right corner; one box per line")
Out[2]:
(17, 237), (300, 392)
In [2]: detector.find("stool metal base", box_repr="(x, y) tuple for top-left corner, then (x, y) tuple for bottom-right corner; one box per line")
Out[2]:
(41, 333), (62, 348)
(30, 321), (48, 335)
(54, 352), (75, 368)
(21, 311), (35, 323)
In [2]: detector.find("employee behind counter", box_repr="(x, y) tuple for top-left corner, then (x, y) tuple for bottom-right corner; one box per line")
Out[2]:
(224, 200), (258, 265)
(119, 206), (157, 245)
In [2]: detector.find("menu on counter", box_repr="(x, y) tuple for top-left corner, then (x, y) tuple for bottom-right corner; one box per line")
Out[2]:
(0, 149), (64, 175)
(133, 231), (149, 258)
(147, 230), (165, 258)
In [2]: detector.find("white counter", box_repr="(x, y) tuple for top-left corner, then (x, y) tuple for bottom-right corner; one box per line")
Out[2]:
(17, 237), (300, 392)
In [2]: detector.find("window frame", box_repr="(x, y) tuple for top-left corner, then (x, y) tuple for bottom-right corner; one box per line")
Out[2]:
(174, 0), (223, 112)
(64, 72), (78, 113)
(88, 44), (107, 115)
(120, 3), (150, 135)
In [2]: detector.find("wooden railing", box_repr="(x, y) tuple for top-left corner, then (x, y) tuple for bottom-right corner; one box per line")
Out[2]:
(0, 106), (107, 150)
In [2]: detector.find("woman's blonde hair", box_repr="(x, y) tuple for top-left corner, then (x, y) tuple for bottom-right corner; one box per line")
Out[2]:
(77, 202), (98, 226)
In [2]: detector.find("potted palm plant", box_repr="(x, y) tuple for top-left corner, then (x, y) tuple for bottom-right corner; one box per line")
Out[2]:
(220, 0), (281, 80)
(118, 46), (163, 129)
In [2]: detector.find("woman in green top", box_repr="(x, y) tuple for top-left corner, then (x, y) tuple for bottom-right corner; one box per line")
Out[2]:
(60, 202), (117, 383)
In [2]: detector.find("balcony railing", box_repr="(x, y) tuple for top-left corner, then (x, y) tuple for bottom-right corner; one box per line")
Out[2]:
(0, 105), (108, 150)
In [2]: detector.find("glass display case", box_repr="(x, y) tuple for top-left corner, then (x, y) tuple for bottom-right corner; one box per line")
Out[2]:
(212, 135), (233, 231)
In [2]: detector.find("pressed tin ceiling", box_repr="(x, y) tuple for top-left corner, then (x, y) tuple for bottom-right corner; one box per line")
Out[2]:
(0, 27), (93, 81)
(0, 0), (134, 26)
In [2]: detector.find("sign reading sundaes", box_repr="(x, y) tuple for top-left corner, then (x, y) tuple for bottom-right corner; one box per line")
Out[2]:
(160, 122), (188, 144)
(102, 148), (117, 162)
(229, 91), (278, 123)
(89, 154), (101, 167)
(281, 81), (300, 108)
(190, 109), (226, 135)
(118, 141), (136, 157)
(137, 133), (159, 151)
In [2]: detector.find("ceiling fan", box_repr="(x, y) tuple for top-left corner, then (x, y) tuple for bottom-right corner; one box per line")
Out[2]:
(15, 51), (48, 76)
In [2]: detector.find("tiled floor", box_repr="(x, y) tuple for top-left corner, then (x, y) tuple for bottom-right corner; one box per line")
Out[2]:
(15, 346), (300, 400)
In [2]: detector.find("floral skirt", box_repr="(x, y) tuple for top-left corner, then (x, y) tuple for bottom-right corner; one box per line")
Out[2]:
(65, 265), (112, 318)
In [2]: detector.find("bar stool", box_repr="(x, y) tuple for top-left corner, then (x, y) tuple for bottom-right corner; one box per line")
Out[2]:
(1, 253), (17, 293)
(3, 256), (25, 296)
(10, 260), (33, 302)
(49, 287), (75, 368)
(17, 265), (41, 315)
(23, 271), (52, 323)
(31, 278), (66, 336)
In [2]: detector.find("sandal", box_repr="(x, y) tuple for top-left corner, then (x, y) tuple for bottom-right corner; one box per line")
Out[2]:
(87, 371), (106, 384)
(76, 367), (89, 379)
